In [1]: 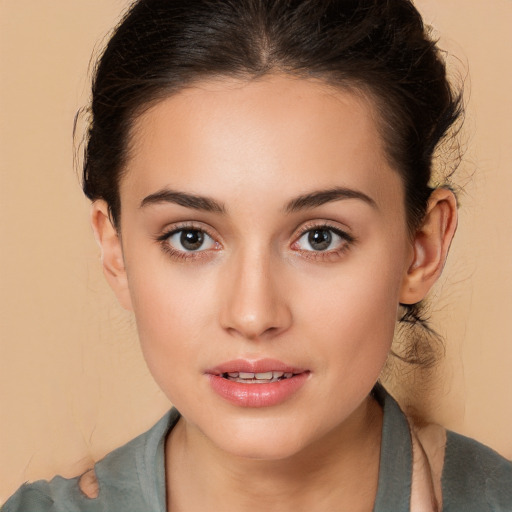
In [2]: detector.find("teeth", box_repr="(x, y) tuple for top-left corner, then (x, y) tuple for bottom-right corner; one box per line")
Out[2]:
(255, 372), (273, 380)
(223, 370), (296, 382)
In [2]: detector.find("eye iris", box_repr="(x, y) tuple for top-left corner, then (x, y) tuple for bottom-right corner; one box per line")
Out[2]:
(180, 230), (204, 250)
(308, 229), (332, 251)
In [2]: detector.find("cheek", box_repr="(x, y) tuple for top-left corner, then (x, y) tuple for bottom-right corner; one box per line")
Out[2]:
(293, 249), (405, 372)
(124, 262), (212, 385)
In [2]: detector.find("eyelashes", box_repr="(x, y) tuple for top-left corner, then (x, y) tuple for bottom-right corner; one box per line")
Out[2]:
(156, 221), (355, 263)
(156, 222), (220, 262)
(166, 229), (217, 252)
(291, 222), (354, 259)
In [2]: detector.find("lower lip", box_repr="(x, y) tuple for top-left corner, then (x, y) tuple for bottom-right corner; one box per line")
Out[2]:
(207, 373), (310, 408)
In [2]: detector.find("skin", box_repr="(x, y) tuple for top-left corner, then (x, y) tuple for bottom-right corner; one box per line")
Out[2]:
(91, 75), (457, 511)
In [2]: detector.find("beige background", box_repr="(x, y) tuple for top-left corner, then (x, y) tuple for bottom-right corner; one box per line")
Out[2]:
(1, 0), (511, 502)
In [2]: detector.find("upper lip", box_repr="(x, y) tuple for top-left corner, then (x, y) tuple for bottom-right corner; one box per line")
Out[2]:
(206, 358), (308, 375)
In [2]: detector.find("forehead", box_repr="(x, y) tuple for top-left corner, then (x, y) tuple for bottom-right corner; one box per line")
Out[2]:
(121, 75), (402, 212)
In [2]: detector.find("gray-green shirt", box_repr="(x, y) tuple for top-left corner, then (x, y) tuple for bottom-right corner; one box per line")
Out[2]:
(3, 388), (512, 511)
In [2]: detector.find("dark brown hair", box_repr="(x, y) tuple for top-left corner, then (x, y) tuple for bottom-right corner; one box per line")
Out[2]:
(82, 0), (464, 366)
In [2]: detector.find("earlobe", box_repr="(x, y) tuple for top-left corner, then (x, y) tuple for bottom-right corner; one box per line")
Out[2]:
(400, 188), (458, 305)
(90, 201), (133, 311)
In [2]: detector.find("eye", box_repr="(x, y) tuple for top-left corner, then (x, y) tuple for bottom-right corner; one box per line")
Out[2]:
(166, 228), (217, 252)
(294, 226), (351, 252)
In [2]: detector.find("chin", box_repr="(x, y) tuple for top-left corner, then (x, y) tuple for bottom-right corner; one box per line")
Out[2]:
(220, 435), (307, 461)
(202, 415), (319, 461)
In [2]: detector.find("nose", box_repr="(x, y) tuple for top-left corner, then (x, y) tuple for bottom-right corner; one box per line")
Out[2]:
(219, 248), (292, 341)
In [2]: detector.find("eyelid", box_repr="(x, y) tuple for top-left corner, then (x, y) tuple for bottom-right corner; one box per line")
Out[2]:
(155, 221), (222, 261)
(292, 220), (355, 243)
(290, 220), (355, 259)
(167, 229), (217, 251)
(156, 221), (219, 242)
(154, 219), (355, 263)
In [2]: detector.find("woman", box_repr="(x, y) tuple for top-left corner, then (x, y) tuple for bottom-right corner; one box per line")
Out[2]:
(3, 0), (511, 510)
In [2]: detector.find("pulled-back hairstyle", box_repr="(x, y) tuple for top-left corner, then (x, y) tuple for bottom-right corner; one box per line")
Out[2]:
(82, 0), (463, 367)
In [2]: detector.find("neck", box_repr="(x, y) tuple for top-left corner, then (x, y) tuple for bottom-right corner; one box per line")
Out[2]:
(165, 395), (383, 512)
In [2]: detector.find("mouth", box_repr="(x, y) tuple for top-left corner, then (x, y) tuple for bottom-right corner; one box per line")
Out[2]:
(207, 358), (309, 382)
(206, 359), (310, 407)
(220, 371), (300, 384)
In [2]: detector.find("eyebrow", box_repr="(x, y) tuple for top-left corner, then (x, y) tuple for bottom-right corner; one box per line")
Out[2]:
(284, 187), (377, 213)
(140, 189), (226, 213)
(139, 185), (376, 214)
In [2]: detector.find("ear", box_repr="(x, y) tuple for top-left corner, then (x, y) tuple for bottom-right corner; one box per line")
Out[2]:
(400, 188), (458, 305)
(90, 201), (133, 311)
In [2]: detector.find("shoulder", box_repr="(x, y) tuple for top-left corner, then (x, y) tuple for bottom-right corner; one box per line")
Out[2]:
(442, 430), (512, 511)
(1, 477), (81, 512)
(1, 410), (178, 512)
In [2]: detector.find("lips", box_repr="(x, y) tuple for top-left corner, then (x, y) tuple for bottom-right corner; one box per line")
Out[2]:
(222, 370), (295, 383)
(206, 359), (310, 408)
(208, 358), (307, 375)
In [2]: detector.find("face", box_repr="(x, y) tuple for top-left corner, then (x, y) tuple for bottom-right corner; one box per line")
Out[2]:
(109, 76), (416, 459)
